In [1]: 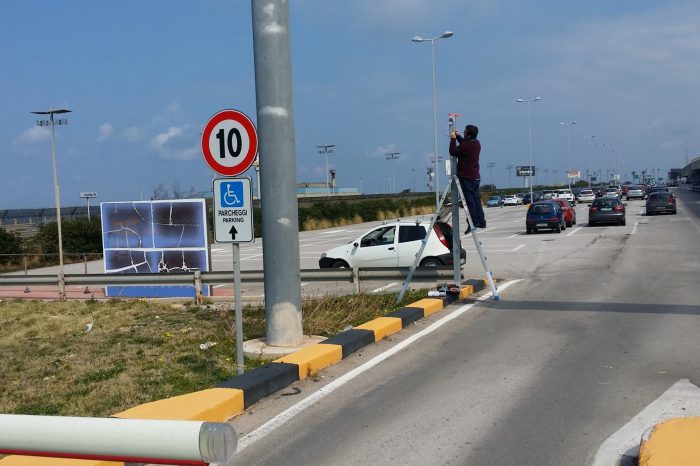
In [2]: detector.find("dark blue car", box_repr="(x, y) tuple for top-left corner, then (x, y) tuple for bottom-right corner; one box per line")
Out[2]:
(525, 201), (566, 234)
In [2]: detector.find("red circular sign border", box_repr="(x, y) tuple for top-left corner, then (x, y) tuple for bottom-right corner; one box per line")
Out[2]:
(201, 109), (258, 176)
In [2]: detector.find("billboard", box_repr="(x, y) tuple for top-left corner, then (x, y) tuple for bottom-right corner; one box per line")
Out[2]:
(101, 199), (210, 298)
(567, 170), (581, 179)
(516, 166), (535, 176)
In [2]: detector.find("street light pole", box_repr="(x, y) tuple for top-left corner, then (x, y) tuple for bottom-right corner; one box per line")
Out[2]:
(487, 162), (496, 188)
(516, 97), (541, 204)
(385, 151), (400, 193)
(581, 135), (595, 186)
(560, 121), (576, 189)
(412, 31), (453, 211)
(317, 144), (335, 194)
(32, 107), (71, 299)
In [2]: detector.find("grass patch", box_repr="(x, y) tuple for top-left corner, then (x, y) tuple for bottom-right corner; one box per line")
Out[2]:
(0, 289), (427, 417)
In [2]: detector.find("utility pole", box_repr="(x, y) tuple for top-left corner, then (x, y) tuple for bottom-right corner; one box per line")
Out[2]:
(252, 0), (303, 346)
(487, 162), (496, 188)
(317, 144), (335, 193)
(385, 151), (400, 193)
(505, 164), (514, 188)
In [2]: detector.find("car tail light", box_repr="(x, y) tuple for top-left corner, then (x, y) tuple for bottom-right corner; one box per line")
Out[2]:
(670, 196), (676, 203)
(590, 206), (599, 212)
(434, 225), (450, 249)
(613, 205), (624, 211)
(547, 216), (559, 221)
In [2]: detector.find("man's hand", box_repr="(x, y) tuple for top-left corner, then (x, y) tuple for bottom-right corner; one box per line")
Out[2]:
(451, 131), (459, 139)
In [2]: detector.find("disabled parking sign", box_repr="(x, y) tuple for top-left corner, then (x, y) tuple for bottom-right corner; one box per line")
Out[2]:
(213, 178), (254, 243)
(220, 181), (244, 207)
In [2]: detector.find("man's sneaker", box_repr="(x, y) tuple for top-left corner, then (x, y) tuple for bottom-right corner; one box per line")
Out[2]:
(477, 222), (487, 228)
(464, 225), (472, 234)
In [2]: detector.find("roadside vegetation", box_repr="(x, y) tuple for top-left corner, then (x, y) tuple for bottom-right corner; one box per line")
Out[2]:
(0, 289), (427, 417)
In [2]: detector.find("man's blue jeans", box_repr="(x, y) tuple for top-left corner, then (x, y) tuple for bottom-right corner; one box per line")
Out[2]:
(459, 178), (486, 228)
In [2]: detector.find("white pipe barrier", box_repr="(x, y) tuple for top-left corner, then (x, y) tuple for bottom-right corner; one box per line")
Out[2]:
(0, 415), (237, 465)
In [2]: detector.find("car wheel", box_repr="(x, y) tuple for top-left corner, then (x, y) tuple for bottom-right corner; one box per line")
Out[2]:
(620, 219), (626, 226)
(420, 258), (442, 267)
(566, 219), (572, 228)
(572, 216), (577, 225)
(588, 221), (595, 227)
(672, 209), (677, 214)
(555, 222), (562, 233)
(526, 228), (532, 235)
(331, 260), (349, 269)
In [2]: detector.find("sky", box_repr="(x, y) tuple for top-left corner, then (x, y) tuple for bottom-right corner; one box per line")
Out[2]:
(2, 0), (699, 209)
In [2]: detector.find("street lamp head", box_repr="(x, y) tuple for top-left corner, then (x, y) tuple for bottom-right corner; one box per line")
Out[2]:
(441, 31), (454, 39)
(533, 97), (542, 101)
(411, 36), (424, 42)
(31, 108), (72, 115)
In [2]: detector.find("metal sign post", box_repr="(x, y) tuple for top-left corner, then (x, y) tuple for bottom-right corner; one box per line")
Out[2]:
(231, 243), (244, 375)
(212, 177), (255, 376)
(80, 192), (97, 221)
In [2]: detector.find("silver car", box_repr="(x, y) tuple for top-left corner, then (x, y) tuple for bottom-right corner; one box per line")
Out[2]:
(625, 185), (645, 200)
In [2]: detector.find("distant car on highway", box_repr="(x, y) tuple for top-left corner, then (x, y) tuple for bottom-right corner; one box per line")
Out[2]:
(503, 194), (521, 206)
(645, 192), (677, 215)
(625, 185), (645, 200)
(526, 201), (566, 234)
(319, 219), (466, 269)
(486, 195), (504, 207)
(541, 189), (556, 200)
(577, 189), (596, 203)
(555, 189), (575, 204)
(553, 198), (577, 227)
(588, 197), (626, 226)
(602, 187), (620, 198)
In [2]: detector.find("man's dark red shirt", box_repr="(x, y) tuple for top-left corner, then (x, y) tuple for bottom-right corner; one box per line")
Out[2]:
(449, 135), (481, 180)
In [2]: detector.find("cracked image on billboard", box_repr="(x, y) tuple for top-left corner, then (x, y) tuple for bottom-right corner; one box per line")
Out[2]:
(101, 200), (210, 298)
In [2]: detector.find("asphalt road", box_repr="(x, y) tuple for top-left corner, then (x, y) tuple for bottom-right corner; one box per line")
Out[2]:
(230, 188), (700, 465)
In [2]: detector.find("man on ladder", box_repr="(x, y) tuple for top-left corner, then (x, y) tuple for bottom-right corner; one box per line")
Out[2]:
(449, 124), (486, 234)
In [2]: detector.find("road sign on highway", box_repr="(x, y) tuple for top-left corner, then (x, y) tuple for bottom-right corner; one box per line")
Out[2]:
(201, 110), (258, 177)
(213, 178), (254, 243)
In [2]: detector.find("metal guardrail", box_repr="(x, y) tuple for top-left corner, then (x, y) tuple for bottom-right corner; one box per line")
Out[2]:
(0, 268), (457, 300)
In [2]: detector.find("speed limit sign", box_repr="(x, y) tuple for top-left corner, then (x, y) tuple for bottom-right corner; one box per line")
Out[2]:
(201, 109), (258, 176)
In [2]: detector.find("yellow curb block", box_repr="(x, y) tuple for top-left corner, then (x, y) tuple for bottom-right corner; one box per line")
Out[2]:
(274, 343), (343, 379)
(409, 298), (444, 317)
(113, 387), (244, 422)
(639, 417), (700, 466)
(356, 316), (403, 341)
(459, 285), (474, 300)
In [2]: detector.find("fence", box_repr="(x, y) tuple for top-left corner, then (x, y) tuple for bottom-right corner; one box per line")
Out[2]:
(0, 268), (457, 302)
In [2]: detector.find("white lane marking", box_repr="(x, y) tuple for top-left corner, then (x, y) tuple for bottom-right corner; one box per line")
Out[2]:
(592, 379), (700, 466)
(371, 282), (398, 293)
(508, 232), (522, 238)
(512, 244), (525, 251)
(631, 221), (639, 235)
(566, 227), (583, 236)
(236, 279), (523, 452)
(512, 218), (525, 223)
(476, 227), (497, 233)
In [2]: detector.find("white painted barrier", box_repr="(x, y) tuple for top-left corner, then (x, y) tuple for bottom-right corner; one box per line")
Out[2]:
(0, 415), (237, 465)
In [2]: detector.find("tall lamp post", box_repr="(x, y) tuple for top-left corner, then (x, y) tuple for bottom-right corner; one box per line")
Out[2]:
(317, 144), (335, 194)
(487, 162), (496, 188)
(412, 30), (453, 211)
(32, 107), (71, 299)
(516, 97), (541, 204)
(386, 151), (400, 193)
(560, 121), (576, 189)
(581, 135), (595, 186)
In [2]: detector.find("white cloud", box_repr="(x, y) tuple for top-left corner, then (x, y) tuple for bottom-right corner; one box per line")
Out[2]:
(13, 126), (50, 146)
(97, 122), (113, 142)
(121, 127), (144, 143)
(369, 143), (398, 157)
(150, 125), (198, 160)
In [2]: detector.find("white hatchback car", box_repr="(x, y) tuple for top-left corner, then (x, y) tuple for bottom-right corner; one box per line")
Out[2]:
(556, 189), (576, 204)
(319, 219), (466, 269)
(502, 194), (520, 206)
(577, 189), (596, 203)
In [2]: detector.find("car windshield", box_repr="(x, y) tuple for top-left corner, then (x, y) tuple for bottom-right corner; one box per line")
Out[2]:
(489, 196), (499, 200)
(648, 193), (670, 200)
(593, 198), (620, 207)
(531, 204), (554, 214)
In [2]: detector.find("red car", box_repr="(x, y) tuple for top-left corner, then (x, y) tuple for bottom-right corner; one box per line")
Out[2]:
(553, 198), (577, 227)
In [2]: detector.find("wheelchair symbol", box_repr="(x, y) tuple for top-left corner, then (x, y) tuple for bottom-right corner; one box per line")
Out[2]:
(220, 182), (244, 207)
